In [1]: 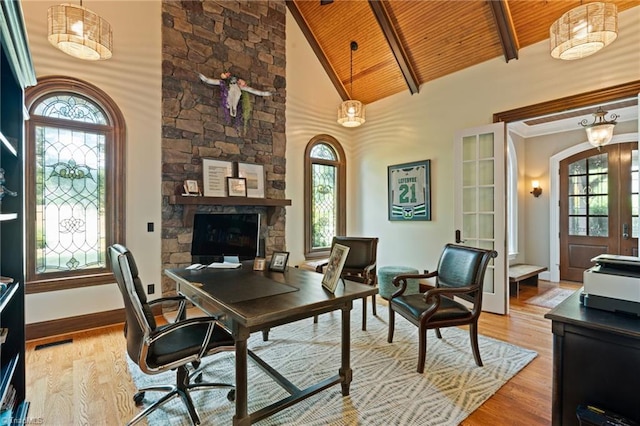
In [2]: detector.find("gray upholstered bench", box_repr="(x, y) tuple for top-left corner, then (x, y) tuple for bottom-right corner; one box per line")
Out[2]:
(509, 264), (547, 296)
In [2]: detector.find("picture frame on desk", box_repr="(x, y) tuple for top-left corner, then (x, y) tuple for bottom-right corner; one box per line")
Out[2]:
(253, 258), (267, 271)
(203, 159), (233, 197)
(237, 162), (265, 198)
(269, 252), (289, 272)
(322, 243), (350, 293)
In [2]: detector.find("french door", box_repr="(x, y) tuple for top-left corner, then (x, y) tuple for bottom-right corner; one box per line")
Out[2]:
(560, 142), (639, 282)
(454, 123), (507, 314)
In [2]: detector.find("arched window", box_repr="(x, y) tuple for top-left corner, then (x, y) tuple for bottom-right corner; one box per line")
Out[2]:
(304, 135), (346, 258)
(25, 77), (125, 293)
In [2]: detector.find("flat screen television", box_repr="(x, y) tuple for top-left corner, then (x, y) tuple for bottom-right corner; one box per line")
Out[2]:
(191, 213), (260, 263)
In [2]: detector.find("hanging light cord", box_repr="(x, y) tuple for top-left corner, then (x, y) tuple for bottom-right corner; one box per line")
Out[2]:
(349, 41), (358, 100)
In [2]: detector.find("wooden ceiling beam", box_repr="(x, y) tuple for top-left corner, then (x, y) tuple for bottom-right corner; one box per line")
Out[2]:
(286, 0), (350, 101)
(368, 0), (420, 95)
(488, 0), (519, 62)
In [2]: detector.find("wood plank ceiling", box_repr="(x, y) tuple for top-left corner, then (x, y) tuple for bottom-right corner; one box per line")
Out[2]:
(287, 0), (639, 106)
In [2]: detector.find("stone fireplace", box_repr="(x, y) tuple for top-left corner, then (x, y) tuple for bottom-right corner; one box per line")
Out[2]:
(160, 0), (287, 294)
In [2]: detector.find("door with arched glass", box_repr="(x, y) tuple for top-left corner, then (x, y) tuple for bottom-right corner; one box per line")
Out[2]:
(560, 142), (638, 282)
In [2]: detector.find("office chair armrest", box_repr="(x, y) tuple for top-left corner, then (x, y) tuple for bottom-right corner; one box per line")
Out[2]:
(147, 295), (186, 305)
(142, 317), (228, 373)
(148, 295), (187, 322)
(146, 316), (220, 346)
(390, 271), (435, 298)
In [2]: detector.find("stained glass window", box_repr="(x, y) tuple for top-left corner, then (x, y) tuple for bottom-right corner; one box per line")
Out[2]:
(305, 137), (346, 257)
(33, 95), (107, 273)
(25, 77), (125, 292)
(33, 94), (108, 124)
(311, 160), (337, 249)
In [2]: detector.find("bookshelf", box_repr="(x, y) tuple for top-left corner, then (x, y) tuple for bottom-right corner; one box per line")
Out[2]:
(0, 1), (36, 423)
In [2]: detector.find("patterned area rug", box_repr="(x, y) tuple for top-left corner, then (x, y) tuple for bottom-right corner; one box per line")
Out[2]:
(525, 287), (576, 309)
(127, 303), (537, 425)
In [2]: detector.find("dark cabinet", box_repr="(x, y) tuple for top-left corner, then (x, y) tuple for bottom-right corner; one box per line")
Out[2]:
(545, 290), (640, 425)
(0, 1), (36, 422)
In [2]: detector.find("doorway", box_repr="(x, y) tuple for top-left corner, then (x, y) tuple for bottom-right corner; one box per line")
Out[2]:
(559, 142), (639, 281)
(495, 80), (640, 286)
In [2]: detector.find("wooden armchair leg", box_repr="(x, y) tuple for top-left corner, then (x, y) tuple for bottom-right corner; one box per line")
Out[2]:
(387, 307), (395, 343)
(313, 315), (319, 324)
(470, 322), (483, 367)
(371, 294), (377, 315)
(417, 326), (427, 374)
(435, 328), (442, 339)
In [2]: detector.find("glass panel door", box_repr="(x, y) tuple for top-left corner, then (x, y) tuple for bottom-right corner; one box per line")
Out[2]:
(455, 123), (506, 314)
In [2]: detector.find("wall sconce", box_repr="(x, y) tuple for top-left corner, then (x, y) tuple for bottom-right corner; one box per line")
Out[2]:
(531, 180), (542, 198)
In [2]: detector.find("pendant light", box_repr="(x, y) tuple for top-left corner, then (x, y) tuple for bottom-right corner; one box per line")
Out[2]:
(579, 107), (618, 149)
(48, 1), (113, 61)
(337, 41), (365, 128)
(550, 2), (617, 60)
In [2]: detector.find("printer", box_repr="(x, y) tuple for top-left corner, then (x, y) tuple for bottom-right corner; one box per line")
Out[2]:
(582, 254), (640, 316)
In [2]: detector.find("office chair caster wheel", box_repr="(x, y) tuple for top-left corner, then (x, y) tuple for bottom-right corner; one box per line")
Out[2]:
(227, 389), (235, 402)
(133, 391), (145, 406)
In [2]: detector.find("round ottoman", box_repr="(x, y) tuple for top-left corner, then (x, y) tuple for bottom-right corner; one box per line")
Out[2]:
(378, 266), (420, 300)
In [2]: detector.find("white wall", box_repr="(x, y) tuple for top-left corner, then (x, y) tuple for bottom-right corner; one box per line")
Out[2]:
(348, 7), (640, 273)
(21, 1), (162, 323)
(284, 11), (356, 266)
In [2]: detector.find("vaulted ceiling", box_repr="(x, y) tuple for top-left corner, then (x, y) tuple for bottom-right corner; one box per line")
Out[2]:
(287, 0), (639, 106)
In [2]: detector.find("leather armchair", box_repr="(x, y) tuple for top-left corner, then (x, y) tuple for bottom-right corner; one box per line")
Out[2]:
(387, 243), (497, 373)
(109, 244), (235, 425)
(315, 236), (379, 330)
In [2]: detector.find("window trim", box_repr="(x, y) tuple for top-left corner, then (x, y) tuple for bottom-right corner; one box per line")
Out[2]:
(24, 76), (126, 294)
(304, 134), (346, 259)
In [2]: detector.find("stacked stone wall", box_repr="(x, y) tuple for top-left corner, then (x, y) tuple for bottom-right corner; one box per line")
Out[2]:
(161, 0), (286, 293)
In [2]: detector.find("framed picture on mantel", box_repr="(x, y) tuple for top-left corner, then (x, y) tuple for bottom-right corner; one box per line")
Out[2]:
(203, 159), (233, 197)
(237, 162), (265, 198)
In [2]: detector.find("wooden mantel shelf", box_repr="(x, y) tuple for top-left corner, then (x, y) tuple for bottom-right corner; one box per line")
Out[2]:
(169, 195), (292, 227)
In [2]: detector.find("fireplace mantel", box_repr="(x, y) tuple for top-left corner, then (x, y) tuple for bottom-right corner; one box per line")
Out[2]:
(168, 195), (292, 227)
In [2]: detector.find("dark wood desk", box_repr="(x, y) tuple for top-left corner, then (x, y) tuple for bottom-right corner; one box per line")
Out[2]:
(165, 263), (377, 426)
(544, 289), (640, 425)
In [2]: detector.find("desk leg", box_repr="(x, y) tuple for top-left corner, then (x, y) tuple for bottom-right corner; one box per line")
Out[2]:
(339, 303), (353, 396)
(233, 326), (250, 426)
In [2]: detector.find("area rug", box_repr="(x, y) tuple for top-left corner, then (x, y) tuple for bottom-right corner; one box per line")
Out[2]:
(127, 303), (537, 425)
(525, 287), (576, 309)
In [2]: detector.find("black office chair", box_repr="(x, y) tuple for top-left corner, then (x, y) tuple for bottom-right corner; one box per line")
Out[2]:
(315, 236), (379, 330)
(387, 243), (497, 373)
(109, 244), (235, 425)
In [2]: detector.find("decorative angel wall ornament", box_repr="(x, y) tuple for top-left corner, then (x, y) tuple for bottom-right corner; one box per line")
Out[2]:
(198, 72), (271, 131)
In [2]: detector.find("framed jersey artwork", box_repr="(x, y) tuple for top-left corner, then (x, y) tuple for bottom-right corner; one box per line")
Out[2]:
(388, 160), (431, 221)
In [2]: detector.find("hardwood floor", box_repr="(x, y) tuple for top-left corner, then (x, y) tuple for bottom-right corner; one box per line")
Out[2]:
(25, 280), (581, 425)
